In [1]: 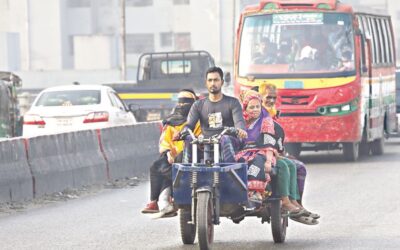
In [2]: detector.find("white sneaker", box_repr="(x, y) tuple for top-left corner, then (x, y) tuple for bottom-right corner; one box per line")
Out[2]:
(158, 187), (171, 210)
(159, 203), (174, 214)
(149, 203), (176, 220)
(149, 190), (175, 219)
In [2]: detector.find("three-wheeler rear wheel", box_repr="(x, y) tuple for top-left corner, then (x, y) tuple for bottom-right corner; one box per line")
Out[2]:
(179, 208), (196, 244)
(270, 200), (287, 243)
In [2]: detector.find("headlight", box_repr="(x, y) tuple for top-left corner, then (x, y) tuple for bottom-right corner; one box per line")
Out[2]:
(341, 104), (351, 112)
(317, 99), (358, 116)
(329, 107), (340, 113)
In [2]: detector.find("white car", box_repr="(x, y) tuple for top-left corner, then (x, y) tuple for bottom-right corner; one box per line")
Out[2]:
(23, 85), (137, 137)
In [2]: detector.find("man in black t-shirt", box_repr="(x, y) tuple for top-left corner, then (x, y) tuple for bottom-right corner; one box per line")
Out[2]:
(179, 66), (247, 162)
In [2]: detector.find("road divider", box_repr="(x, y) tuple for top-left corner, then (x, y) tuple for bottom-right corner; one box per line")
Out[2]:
(0, 138), (33, 202)
(0, 122), (161, 203)
(26, 130), (108, 198)
(99, 122), (160, 181)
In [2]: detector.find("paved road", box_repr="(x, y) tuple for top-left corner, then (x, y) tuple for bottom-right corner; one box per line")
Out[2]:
(1, 138), (400, 250)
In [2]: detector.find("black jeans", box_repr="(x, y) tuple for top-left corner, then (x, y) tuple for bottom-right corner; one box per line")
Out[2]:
(149, 152), (172, 201)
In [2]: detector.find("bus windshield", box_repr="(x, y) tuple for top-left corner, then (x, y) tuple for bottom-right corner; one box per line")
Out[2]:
(239, 12), (355, 78)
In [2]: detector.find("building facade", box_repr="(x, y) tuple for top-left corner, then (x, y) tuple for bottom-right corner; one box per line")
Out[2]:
(0, 0), (398, 89)
(0, 0), (239, 88)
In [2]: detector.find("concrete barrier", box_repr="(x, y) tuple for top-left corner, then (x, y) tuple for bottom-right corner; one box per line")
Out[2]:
(0, 122), (161, 203)
(99, 122), (160, 180)
(0, 138), (33, 202)
(26, 130), (107, 197)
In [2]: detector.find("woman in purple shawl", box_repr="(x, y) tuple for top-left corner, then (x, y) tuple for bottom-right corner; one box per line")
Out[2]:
(236, 90), (318, 224)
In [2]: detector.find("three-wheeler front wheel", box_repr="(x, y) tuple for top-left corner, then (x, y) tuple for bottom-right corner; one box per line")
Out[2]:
(196, 192), (214, 250)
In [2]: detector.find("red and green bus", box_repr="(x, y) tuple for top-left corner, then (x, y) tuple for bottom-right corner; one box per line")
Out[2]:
(234, 0), (398, 161)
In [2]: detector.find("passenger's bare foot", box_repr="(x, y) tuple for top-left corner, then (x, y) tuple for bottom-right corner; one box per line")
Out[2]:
(291, 200), (302, 208)
(281, 197), (300, 212)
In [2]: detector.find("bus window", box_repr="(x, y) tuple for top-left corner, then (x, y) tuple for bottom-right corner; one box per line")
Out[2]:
(238, 12), (355, 77)
(376, 18), (386, 64)
(383, 19), (394, 64)
(371, 18), (381, 64)
(366, 16), (376, 64)
(379, 19), (388, 64)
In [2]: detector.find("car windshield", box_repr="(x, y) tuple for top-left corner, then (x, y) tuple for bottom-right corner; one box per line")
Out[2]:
(35, 90), (101, 106)
(239, 12), (355, 78)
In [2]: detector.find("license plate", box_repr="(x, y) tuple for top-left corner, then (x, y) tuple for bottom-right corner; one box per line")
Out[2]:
(146, 112), (161, 121)
(56, 118), (73, 126)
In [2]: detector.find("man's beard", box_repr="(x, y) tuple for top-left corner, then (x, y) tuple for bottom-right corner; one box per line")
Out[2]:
(209, 86), (221, 94)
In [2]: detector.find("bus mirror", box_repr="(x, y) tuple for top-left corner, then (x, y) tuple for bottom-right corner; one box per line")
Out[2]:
(224, 72), (231, 85)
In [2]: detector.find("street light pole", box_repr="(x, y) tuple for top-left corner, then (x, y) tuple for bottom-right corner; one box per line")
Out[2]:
(120, 0), (126, 81)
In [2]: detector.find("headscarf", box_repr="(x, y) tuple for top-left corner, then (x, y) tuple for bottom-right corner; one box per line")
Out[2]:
(240, 90), (262, 122)
(236, 90), (278, 164)
(163, 89), (197, 126)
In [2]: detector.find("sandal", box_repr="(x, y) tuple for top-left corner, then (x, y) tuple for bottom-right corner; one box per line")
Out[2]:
(281, 204), (306, 218)
(290, 215), (319, 225)
(287, 208), (306, 218)
(303, 209), (320, 219)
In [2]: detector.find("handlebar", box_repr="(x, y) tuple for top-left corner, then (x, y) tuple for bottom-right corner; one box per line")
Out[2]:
(186, 127), (238, 145)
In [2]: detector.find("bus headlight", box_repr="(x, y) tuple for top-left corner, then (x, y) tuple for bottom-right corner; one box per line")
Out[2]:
(341, 104), (351, 112)
(329, 107), (340, 113)
(317, 99), (358, 116)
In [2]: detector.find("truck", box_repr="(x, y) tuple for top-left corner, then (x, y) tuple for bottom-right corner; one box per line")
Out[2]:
(0, 71), (23, 137)
(104, 50), (215, 122)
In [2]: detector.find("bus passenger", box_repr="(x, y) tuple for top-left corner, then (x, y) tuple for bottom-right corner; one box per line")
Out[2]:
(276, 38), (293, 64)
(252, 38), (277, 64)
(295, 45), (319, 71)
(328, 24), (351, 59)
(338, 50), (354, 71)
